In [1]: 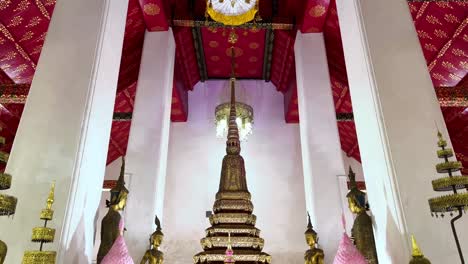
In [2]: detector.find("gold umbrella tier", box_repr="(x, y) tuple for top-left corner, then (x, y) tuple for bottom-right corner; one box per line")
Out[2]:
(0, 193), (17, 216)
(209, 213), (257, 225)
(213, 199), (253, 212)
(194, 249), (271, 263)
(31, 227), (55, 243)
(22, 251), (56, 264)
(432, 176), (468, 192)
(201, 236), (265, 250)
(206, 225), (260, 236)
(429, 192), (468, 212)
(0, 173), (12, 190)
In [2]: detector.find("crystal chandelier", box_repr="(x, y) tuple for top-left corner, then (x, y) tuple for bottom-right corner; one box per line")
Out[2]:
(215, 101), (253, 141)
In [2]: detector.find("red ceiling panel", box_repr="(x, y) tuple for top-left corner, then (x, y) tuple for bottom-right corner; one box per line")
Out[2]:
(270, 30), (295, 93)
(173, 26), (200, 90)
(201, 27), (265, 79)
(107, 121), (131, 165)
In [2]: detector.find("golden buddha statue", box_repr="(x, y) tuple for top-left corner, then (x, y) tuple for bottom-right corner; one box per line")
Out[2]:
(409, 236), (431, 264)
(140, 215), (164, 264)
(304, 213), (324, 264)
(193, 48), (271, 264)
(97, 157), (129, 264)
(347, 167), (378, 264)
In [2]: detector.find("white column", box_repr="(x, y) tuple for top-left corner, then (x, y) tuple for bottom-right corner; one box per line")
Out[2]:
(0, 0), (128, 263)
(336, 0), (468, 262)
(123, 30), (175, 261)
(295, 33), (346, 263)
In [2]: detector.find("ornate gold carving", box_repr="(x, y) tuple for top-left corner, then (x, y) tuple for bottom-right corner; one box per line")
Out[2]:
(209, 213), (256, 225)
(206, 227), (260, 236)
(432, 176), (468, 192)
(143, 3), (160, 16)
(436, 161), (462, 173)
(201, 236), (264, 250)
(213, 199), (253, 212)
(429, 193), (468, 213)
(22, 251), (56, 264)
(194, 252), (271, 263)
(31, 227), (55, 243)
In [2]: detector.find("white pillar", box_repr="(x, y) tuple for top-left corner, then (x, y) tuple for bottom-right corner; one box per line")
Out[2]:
(0, 0), (128, 263)
(336, 0), (468, 262)
(123, 30), (175, 261)
(295, 33), (346, 263)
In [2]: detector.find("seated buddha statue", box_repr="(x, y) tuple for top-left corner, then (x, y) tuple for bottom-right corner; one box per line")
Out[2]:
(409, 236), (431, 264)
(0, 240), (6, 264)
(304, 213), (325, 264)
(97, 158), (129, 264)
(346, 167), (378, 264)
(140, 215), (164, 264)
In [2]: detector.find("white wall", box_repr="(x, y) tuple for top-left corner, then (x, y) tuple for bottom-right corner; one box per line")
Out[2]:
(162, 80), (306, 264)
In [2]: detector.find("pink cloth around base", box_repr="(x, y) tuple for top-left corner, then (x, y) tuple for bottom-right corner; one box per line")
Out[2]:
(101, 218), (135, 264)
(333, 233), (368, 264)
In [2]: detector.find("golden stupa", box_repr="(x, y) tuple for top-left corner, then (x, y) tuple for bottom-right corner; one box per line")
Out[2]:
(193, 48), (271, 264)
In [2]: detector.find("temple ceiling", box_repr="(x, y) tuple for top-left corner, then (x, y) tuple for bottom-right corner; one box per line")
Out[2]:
(0, 0), (465, 173)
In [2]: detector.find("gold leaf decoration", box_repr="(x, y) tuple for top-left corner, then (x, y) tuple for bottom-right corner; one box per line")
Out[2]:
(309, 5), (326, 17)
(143, 3), (160, 16)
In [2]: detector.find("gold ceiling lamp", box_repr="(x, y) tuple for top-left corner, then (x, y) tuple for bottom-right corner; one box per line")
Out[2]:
(0, 131), (16, 264)
(22, 182), (57, 264)
(206, 0), (260, 26)
(194, 47), (271, 263)
(428, 131), (468, 264)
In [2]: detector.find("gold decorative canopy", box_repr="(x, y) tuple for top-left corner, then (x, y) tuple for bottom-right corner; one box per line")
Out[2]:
(206, 0), (259, 26)
(194, 48), (271, 263)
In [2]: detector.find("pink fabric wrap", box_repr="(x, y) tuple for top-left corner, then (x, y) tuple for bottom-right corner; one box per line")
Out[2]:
(333, 233), (368, 264)
(101, 218), (135, 264)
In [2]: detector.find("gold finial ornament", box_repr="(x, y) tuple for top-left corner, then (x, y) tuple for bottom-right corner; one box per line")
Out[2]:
(97, 157), (129, 264)
(346, 167), (379, 264)
(140, 215), (164, 264)
(304, 213), (324, 264)
(428, 131), (467, 263)
(0, 133), (16, 264)
(409, 236), (431, 264)
(194, 47), (271, 264)
(22, 182), (57, 264)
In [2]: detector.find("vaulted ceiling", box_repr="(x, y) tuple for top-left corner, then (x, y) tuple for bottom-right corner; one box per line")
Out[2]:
(0, 0), (466, 174)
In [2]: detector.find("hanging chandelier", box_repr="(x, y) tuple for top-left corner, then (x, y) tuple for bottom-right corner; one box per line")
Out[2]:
(206, 0), (259, 26)
(215, 100), (253, 141)
(215, 47), (254, 141)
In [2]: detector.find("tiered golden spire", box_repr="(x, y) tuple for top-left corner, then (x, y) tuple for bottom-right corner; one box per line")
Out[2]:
(22, 182), (57, 264)
(193, 47), (271, 263)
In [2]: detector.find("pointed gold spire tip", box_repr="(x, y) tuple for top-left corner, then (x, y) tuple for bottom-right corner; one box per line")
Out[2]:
(411, 235), (423, 257)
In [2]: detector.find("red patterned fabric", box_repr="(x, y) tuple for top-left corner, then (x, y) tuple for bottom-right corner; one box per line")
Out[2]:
(202, 27), (265, 79)
(300, 0), (330, 33)
(139, 0), (169, 31)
